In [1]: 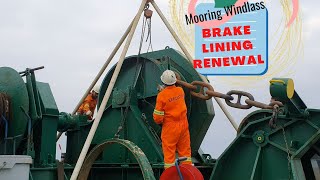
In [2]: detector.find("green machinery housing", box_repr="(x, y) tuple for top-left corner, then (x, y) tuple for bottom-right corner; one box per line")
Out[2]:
(0, 48), (320, 180)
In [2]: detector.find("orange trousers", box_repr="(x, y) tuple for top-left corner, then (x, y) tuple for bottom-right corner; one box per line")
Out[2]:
(161, 120), (192, 169)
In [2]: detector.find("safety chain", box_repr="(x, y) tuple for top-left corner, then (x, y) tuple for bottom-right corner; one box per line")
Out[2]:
(269, 105), (292, 179)
(175, 79), (283, 110)
(269, 105), (279, 128)
(281, 126), (292, 180)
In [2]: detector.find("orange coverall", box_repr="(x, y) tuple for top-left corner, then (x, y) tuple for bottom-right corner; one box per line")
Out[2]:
(153, 85), (192, 169)
(77, 93), (97, 120)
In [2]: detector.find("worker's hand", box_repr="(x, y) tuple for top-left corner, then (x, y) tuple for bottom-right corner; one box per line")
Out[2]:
(87, 118), (94, 123)
(86, 111), (92, 116)
(157, 84), (165, 92)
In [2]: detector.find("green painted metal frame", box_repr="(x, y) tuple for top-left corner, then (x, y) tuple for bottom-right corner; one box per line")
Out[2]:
(0, 67), (29, 154)
(8, 54), (320, 180)
(65, 48), (215, 179)
(210, 106), (320, 180)
(35, 82), (59, 166)
(0, 67), (60, 167)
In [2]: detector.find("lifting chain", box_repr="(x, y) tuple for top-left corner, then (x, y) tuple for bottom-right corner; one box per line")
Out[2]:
(175, 79), (283, 110)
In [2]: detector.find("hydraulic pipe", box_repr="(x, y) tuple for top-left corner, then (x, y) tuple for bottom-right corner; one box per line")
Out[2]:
(56, 19), (135, 141)
(70, 1), (147, 179)
(150, 0), (238, 130)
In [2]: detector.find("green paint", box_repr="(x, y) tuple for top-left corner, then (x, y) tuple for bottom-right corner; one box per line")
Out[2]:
(3, 50), (320, 180)
(65, 48), (215, 179)
(0, 67), (29, 146)
(211, 84), (320, 179)
(215, 0), (238, 8)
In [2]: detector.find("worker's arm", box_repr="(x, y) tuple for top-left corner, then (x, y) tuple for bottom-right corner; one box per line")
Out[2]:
(80, 95), (93, 116)
(82, 103), (92, 114)
(153, 94), (165, 124)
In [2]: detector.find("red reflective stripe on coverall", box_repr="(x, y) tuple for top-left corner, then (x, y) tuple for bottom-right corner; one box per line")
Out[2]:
(153, 85), (192, 167)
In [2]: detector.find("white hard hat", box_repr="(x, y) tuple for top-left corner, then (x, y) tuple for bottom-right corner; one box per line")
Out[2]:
(160, 70), (177, 85)
(92, 85), (100, 94)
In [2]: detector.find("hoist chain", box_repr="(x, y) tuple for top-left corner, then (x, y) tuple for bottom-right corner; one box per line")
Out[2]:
(176, 79), (283, 110)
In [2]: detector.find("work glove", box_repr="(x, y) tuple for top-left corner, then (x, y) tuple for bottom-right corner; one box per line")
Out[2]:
(86, 111), (92, 116)
(157, 84), (165, 92)
(87, 118), (95, 123)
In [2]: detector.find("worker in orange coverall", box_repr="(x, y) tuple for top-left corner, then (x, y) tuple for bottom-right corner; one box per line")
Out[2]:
(77, 85), (100, 120)
(153, 70), (192, 169)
